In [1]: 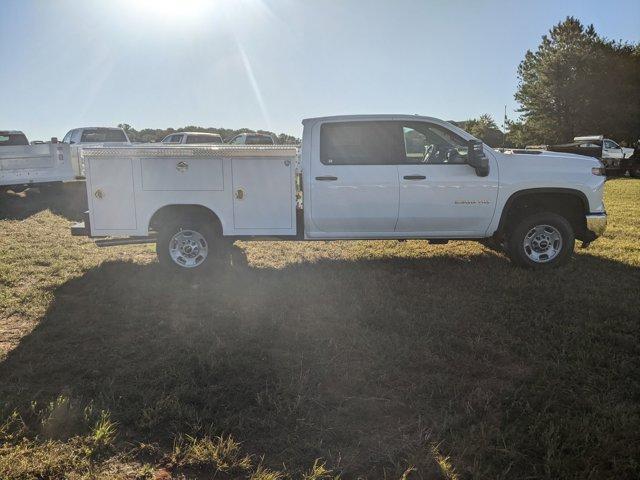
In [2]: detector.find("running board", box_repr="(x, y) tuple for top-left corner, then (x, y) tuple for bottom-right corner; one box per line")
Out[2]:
(95, 236), (156, 247)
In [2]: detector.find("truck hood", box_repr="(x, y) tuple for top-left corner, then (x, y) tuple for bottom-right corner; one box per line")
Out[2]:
(495, 149), (602, 172)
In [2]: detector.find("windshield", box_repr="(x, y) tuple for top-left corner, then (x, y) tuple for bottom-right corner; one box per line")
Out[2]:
(80, 129), (127, 143)
(0, 133), (29, 146)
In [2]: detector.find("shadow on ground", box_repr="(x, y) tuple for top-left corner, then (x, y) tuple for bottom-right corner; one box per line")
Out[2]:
(0, 248), (638, 478)
(0, 182), (87, 221)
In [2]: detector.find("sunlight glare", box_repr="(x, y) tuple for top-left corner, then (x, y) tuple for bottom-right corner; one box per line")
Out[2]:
(128, 0), (216, 23)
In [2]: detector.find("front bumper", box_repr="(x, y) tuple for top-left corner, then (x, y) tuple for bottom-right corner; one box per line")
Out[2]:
(585, 213), (607, 238)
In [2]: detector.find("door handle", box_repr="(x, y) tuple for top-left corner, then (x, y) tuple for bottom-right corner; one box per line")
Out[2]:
(315, 176), (338, 181)
(403, 175), (426, 180)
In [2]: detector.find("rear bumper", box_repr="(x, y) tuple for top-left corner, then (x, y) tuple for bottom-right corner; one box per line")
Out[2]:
(585, 212), (607, 238)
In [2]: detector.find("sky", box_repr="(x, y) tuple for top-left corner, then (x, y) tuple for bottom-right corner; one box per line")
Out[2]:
(1, 0), (639, 141)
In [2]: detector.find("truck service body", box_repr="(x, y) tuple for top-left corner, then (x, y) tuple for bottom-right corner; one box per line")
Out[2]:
(1, 137), (72, 188)
(72, 115), (607, 269)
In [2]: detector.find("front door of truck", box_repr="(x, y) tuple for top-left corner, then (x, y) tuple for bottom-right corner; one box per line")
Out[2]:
(393, 122), (498, 236)
(308, 121), (399, 236)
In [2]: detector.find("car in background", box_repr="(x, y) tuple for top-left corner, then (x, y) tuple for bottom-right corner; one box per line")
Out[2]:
(0, 130), (29, 146)
(161, 132), (223, 144)
(227, 133), (275, 145)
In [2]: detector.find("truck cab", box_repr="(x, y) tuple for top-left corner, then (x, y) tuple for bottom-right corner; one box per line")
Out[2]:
(61, 127), (131, 178)
(62, 127), (131, 145)
(73, 115), (607, 270)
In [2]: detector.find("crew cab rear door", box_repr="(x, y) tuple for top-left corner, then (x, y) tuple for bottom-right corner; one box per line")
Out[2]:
(307, 121), (399, 236)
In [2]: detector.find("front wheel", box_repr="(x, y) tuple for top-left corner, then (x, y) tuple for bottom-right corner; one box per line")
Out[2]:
(506, 212), (575, 268)
(156, 219), (221, 272)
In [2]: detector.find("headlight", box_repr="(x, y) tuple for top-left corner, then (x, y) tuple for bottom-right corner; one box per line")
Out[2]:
(591, 166), (606, 176)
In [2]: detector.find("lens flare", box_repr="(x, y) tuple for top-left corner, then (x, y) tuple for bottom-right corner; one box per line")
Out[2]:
(128, 0), (214, 22)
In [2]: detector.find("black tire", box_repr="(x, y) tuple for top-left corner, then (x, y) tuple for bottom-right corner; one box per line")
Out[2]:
(506, 212), (575, 268)
(156, 217), (223, 272)
(630, 165), (640, 178)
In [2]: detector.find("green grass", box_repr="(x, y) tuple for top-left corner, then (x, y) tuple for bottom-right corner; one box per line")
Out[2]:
(0, 179), (639, 479)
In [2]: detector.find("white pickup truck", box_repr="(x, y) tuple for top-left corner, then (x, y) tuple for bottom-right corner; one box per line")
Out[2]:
(71, 115), (607, 269)
(62, 127), (132, 178)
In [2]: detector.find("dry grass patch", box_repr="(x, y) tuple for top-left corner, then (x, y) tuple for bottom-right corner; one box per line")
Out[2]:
(0, 179), (639, 479)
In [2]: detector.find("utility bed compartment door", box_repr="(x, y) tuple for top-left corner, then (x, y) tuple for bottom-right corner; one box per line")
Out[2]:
(232, 157), (293, 231)
(87, 157), (137, 231)
(141, 157), (223, 191)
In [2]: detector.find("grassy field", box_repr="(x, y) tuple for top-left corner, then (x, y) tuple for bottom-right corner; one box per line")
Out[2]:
(0, 179), (639, 479)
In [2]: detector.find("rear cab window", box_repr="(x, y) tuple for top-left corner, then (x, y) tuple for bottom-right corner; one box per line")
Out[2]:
(245, 135), (274, 145)
(320, 121), (395, 165)
(185, 134), (222, 144)
(80, 128), (127, 143)
(0, 132), (29, 146)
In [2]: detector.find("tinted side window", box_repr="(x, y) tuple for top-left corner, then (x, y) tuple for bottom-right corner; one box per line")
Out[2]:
(320, 122), (395, 165)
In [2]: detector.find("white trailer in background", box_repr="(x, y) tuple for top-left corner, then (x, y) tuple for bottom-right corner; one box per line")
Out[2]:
(0, 139), (73, 190)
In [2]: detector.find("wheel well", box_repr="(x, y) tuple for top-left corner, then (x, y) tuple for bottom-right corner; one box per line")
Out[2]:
(148, 204), (222, 235)
(498, 191), (589, 241)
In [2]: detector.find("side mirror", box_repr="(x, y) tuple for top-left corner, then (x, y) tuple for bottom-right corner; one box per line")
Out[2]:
(467, 139), (490, 177)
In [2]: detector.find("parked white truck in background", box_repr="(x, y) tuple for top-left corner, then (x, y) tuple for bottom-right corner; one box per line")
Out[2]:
(72, 115), (607, 269)
(62, 127), (131, 178)
(535, 135), (637, 176)
(1, 131), (72, 189)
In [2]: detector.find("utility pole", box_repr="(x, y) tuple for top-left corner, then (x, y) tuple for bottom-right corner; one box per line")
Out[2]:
(502, 105), (507, 149)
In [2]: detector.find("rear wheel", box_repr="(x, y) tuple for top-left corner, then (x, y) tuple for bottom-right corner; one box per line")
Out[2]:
(157, 218), (222, 272)
(506, 212), (574, 268)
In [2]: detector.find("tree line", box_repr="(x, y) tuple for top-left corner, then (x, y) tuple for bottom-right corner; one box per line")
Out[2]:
(460, 17), (639, 148)
(117, 124), (300, 145)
